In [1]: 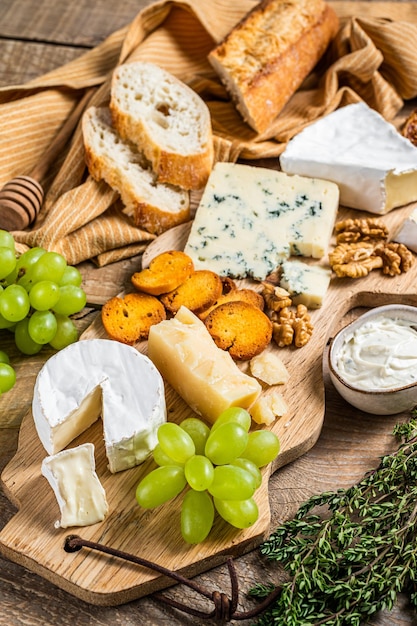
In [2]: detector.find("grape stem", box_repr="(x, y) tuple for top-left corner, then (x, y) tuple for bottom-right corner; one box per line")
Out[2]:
(64, 535), (281, 621)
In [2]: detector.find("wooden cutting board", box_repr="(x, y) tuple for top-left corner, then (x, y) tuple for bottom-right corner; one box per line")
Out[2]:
(1, 193), (417, 605)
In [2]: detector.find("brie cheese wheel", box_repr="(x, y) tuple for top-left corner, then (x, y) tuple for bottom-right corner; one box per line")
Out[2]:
(33, 339), (166, 473)
(41, 443), (108, 528)
(392, 206), (417, 252)
(280, 102), (417, 214)
(147, 306), (261, 424)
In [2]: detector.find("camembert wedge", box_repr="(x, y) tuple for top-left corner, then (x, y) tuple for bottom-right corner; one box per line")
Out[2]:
(41, 443), (108, 528)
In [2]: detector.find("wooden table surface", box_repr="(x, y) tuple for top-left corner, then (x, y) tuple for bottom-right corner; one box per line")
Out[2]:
(1, 1), (417, 624)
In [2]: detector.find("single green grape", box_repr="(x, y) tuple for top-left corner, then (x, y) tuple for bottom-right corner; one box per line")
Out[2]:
(0, 350), (10, 364)
(48, 314), (78, 350)
(152, 443), (183, 467)
(179, 417), (210, 455)
(0, 312), (15, 329)
(14, 318), (43, 355)
(15, 247), (46, 275)
(0, 230), (15, 250)
(52, 285), (87, 315)
(0, 362), (16, 394)
(136, 465), (186, 508)
(230, 458), (262, 489)
(181, 489), (215, 544)
(240, 430), (280, 468)
(157, 422), (195, 464)
(59, 265), (82, 287)
(31, 251), (67, 284)
(28, 310), (58, 345)
(210, 407), (252, 433)
(29, 280), (60, 311)
(184, 455), (214, 491)
(208, 465), (256, 501)
(0, 247), (17, 280)
(0, 284), (30, 321)
(214, 497), (259, 529)
(205, 422), (249, 465)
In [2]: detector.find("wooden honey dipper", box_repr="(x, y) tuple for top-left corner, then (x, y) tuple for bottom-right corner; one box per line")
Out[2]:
(0, 88), (94, 232)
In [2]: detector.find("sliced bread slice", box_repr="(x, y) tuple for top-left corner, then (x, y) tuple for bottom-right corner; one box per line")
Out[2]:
(109, 61), (214, 190)
(82, 106), (190, 235)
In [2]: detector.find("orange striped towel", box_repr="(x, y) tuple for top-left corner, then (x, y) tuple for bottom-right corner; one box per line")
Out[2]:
(1, 0), (417, 266)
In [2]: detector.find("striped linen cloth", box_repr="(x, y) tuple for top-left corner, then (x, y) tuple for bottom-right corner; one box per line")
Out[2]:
(1, 0), (417, 266)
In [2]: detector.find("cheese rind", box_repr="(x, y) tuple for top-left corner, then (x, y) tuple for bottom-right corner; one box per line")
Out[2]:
(147, 306), (261, 424)
(392, 207), (417, 252)
(41, 443), (108, 528)
(32, 339), (166, 473)
(184, 162), (339, 280)
(280, 102), (417, 214)
(279, 260), (331, 308)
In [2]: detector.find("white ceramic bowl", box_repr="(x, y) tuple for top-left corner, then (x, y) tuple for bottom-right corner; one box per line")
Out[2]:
(328, 304), (417, 415)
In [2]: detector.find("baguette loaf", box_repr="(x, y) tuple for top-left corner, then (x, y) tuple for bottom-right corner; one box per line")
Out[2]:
(110, 62), (214, 190)
(82, 106), (190, 235)
(208, 0), (339, 133)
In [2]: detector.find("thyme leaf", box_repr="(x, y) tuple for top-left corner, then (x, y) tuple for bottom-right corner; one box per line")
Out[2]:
(251, 410), (417, 625)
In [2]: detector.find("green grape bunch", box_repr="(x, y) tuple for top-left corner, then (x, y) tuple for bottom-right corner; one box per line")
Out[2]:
(135, 408), (280, 544)
(0, 229), (87, 394)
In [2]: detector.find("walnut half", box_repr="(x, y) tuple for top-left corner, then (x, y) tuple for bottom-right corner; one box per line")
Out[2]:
(329, 242), (383, 278)
(335, 217), (389, 244)
(271, 305), (313, 348)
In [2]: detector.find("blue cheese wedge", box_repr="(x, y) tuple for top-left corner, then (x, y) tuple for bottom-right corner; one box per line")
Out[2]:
(184, 162), (339, 280)
(280, 102), (417, 214)
(392, 207), (417, 252)
(32, 339), (166, 473)
(279, 260), (332, 308)
(41, 443), (108, 528)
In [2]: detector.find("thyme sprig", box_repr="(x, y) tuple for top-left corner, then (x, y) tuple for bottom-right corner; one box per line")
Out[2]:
(250, 411), (417, 626)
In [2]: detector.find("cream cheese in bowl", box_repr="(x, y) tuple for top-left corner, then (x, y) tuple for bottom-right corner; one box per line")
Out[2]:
(328, 304), (417, 415)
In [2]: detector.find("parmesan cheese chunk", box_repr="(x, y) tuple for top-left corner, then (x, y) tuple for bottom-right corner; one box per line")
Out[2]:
(147, 306), (261, 424)
(250, 390), (289, 426)
(250, 351), (290, 386)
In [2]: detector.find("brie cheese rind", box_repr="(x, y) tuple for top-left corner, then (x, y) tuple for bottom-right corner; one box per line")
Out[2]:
(41, 443), (108, 528)
(280, 102), (417, 215)
(392, 206), (417, 252)
(32, 339), (166, 473)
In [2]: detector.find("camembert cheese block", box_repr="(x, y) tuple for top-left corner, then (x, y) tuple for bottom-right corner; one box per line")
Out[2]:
(32, 339), (166, 473)
(280, 102), (417, 215)
(41, 443), (108, 528)
(147, 306), (261, 424)
(184, 162), (339, 280)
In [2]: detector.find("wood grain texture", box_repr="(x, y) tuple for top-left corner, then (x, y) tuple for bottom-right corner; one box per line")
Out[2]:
(1, 1), (417, 624)
(1, 197), (417, 604)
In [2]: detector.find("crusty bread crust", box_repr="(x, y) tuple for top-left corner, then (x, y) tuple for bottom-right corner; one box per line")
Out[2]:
(208, 0), (339, 133)
(101, 292), (166, 344)
(198, 287), (265, 321)
(131, 250), (194, 296)
(110, 62), (214, 190)
(204, 301), (273, 360)
(82, 106), (190, 235)
(160, 269), (223, 315)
